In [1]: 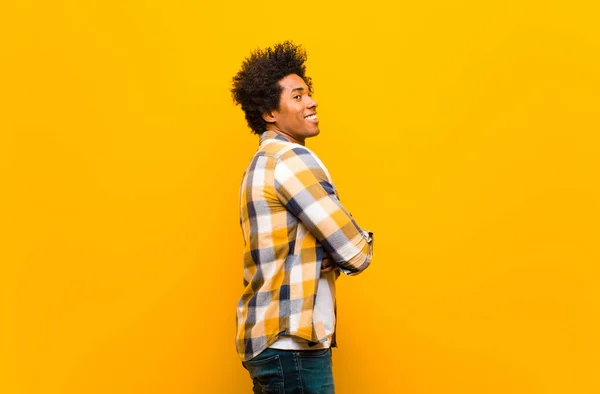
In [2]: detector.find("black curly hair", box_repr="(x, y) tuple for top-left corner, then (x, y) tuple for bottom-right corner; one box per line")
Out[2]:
(231, 41), (313, 135)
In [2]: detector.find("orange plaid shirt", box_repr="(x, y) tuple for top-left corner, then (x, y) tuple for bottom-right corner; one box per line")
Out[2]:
(237, 131), (373, 361)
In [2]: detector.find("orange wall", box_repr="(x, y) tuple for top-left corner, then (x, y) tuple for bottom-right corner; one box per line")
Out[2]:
(2, 1), (599, 393)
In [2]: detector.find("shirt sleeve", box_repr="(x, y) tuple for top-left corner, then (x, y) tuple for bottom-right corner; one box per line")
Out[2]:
(274, 146), (373, 275)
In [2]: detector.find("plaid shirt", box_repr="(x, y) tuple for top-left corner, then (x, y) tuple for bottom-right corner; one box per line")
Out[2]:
(237, 130), (373, 361)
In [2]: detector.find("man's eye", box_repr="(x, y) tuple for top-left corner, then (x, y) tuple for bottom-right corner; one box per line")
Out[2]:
(293, 95), (301, 100)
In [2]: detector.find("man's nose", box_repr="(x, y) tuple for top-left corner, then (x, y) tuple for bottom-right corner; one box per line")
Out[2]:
(307, 96), (318, 108)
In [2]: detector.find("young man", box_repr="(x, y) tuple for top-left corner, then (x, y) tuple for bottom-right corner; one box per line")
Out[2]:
(231, 41), (374, 393)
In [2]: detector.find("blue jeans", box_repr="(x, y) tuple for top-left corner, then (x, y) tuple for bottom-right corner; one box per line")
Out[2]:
(242, 348), (335, 393)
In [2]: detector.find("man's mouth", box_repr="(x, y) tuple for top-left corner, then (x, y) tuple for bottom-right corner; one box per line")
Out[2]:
(304, 114), (318, 120)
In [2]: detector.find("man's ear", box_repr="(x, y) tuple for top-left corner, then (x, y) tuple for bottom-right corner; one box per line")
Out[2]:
(262, 110), (276, 123)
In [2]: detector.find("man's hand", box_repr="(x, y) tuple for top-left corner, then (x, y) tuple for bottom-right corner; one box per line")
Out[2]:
(320, 251), (336, 274)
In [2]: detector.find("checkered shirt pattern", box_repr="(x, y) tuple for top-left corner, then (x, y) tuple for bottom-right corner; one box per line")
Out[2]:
(237, 130), (373, 361)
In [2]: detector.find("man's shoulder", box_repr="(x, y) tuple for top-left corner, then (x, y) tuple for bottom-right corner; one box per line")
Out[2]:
(271, 145), (333, 189)
(258, 140), (304, 159)
(254, 138), (328, 176)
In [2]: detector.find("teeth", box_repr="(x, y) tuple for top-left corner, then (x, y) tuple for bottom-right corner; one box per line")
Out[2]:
(305, 115), (317, 120)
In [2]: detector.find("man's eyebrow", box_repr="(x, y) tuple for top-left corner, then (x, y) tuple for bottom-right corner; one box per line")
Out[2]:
(290, 87), (306, 94)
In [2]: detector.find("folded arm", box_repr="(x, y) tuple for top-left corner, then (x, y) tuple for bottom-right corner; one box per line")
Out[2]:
(274, 147), (373, 275)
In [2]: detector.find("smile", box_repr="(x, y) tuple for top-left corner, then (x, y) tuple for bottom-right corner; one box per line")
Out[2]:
(304, 114), (318, 120)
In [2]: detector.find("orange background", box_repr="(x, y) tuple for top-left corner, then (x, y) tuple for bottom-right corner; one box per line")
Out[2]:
(2, 1), (599, 393)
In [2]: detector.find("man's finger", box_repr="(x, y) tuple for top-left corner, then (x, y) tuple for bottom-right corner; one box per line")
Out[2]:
(321, 265), (335, 273)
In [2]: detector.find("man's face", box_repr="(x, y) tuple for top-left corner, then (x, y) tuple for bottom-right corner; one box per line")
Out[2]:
(267, 74), (319, 145)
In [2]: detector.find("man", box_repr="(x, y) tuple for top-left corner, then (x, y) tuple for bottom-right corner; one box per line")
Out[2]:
(231, 41), (374, 393)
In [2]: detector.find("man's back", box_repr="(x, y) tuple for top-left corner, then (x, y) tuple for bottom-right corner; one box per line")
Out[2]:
(237, 131), (372, 361)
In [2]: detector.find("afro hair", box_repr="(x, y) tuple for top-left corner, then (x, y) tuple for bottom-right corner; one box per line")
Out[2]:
(231, 41), (313, 135)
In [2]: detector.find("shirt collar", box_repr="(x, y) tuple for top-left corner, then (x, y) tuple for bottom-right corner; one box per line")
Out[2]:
(260, 130), (292, 145)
